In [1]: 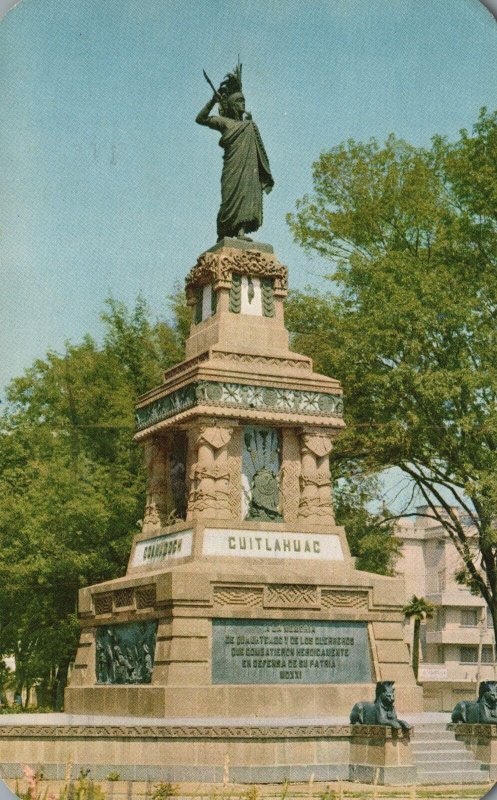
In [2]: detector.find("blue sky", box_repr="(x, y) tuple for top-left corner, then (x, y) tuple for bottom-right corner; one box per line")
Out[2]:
(1, 0), (497, 511)
(2, 0), (497, 399)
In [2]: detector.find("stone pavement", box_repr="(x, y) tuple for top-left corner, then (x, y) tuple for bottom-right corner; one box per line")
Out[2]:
(0, 712), (453, 726)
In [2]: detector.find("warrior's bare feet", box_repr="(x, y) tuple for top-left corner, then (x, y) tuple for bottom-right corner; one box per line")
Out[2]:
(236, 226), (252, 241)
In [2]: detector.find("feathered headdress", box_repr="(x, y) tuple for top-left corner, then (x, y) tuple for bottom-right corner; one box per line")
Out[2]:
(218, 60), (243, 111)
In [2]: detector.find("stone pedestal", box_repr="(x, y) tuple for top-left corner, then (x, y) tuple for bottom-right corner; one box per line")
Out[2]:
(349, 726), (416, 785)
(452, 723), (497, 780)
(66, 240), (421, 738)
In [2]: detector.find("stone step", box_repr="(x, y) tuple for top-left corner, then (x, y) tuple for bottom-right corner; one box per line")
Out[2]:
(414, 740), (460, 748)
(417, 769), (490, 785)
(411, 721), (491, 784)
(417, 758), (486, 769)
(412, 730), (456, 740)
(413, 739), (466, 749)
(413, 750), (480, 763)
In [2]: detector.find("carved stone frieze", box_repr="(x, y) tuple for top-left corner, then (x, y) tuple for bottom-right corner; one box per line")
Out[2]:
(321, 590), (369, 610)
(185, 249), (288, 301)
(279, 430), (300, 523)
(136, 381), (343, 432)
(213, 586), (264, 608)
(264, 584), (319, 608)
(0, 724), (353, 739)
(212, 351), (311, 371)
(94, 594), (113, 615)
(350, 725), (406, 739)
(136, 585), (157, 609)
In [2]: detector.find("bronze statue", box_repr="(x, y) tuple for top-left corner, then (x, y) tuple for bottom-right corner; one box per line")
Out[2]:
(196, 62), (274, 241)
(350, 681), (411, 730)
(452, 681), (497, 724)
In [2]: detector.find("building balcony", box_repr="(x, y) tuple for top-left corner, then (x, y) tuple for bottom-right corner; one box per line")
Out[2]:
(425, 628), (494, 645)
(426, 591), (486, 607)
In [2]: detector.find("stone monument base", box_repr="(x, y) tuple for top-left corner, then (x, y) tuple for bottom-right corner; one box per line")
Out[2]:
(65, 520), (423, 719)
(65, 683), (420, 720)
(0, 715), (414, 785)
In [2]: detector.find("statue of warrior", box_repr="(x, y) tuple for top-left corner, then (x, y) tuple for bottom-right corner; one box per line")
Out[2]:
(196, 62), (274, 241)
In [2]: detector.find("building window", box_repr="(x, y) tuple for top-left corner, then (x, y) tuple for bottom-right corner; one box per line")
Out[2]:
(487, 612), (494, 629)
(437, 645), (445, 664)
(460, 646), (478, 664)
(482, 645), (494, 664)
(437, 609), (445, 630)
(461, 609), (478, 627)
(438, 570), (446, 592)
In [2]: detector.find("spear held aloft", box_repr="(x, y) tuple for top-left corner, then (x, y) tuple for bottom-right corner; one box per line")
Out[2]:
(203, 69), (221, 100)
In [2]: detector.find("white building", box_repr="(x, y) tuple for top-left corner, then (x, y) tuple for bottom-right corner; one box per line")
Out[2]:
(395, 506), (496, 711)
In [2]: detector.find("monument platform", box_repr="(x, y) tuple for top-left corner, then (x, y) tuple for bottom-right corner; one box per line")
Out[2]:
(0, 713), (453, 785)
(64, 241), (422, 779)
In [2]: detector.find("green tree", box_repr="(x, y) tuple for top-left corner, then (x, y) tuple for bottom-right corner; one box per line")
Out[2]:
(0, 293), (187, 708)
(334, 477), (400, 575)
(402, 596), (434, 680)
(287, 108), (497, 640)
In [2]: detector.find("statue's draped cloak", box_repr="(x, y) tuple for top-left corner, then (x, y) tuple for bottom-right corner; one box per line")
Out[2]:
(217, 120), (274, 238)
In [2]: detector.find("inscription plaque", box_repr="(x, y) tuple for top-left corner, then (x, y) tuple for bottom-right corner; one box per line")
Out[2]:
(203, 528), (344, 560)
(212, 619), (372, 684)
(132, 529), (193, 566)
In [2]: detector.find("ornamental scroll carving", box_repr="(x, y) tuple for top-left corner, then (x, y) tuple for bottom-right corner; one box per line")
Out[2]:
(0, 723), (353, 740)
(298, 432), (335, 523)
(187, 425), (234, 520)
(185, 250), (288, 303)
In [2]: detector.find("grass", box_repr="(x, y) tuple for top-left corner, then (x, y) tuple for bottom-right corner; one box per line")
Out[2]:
(8, 776), (491, 800)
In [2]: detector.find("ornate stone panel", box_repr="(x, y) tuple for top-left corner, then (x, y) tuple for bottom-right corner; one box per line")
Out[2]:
(227, 427), (242, 520)
(136, 585), (157, 609)
(321, 590), (369, 610)
(213, 586), (264, 608)
(0, 723), (353, 739)
(135, 382), (343, 432)
(114, 588), (134, 609)
(264, 584), (320, 609)
(212, 352), (311, 371)
(298, 431), (335, 523)
(187, 425), (233, 520)
(281, 429), (300, 523)
(185, 249), (288, 301)
(94, 594), (113, 615)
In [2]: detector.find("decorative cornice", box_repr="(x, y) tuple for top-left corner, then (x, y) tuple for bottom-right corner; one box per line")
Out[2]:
(185, 250), (288, 300)
(351, 725), (410, 739)
(452, 723), (497, 737)
(135, 381), (343, 432)
(0, 723), (353, 739)
(212, 352), (312, 371)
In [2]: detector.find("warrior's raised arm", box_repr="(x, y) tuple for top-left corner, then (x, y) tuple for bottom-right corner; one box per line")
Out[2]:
(195, 93), (226, 132)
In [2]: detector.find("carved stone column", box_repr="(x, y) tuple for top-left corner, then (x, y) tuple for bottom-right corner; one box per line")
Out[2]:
(142, 437), (168, 534)
(298, 431), (335, 523)
(187, 425), (234, 521)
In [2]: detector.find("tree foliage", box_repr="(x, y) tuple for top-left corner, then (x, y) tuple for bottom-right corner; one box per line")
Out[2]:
(0, 293), (186, 707)
(286, 107), (497, 639)
(333, 477), (400, 575)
